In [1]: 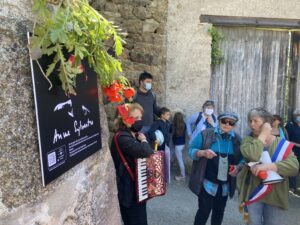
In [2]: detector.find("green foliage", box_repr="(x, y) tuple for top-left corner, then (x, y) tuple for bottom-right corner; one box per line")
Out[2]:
(29, 0), (126, 95)
(208, 26), (224, 66)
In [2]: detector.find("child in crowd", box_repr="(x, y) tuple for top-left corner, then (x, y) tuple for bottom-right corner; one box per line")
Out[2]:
(148, 107), (172, 183)
(172, 111), (187, 181)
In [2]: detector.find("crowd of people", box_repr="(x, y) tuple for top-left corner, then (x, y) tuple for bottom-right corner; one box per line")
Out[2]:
(109, 71), (300, 225)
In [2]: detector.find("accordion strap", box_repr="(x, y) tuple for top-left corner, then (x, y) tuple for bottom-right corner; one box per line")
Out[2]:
(114, 131), (135, 181)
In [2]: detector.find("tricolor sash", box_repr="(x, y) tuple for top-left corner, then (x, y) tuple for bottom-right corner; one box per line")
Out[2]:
(271, 139), (294, 162)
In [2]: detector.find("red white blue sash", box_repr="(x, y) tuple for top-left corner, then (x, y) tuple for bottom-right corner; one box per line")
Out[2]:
(271, 139), (294, 162)
(244, 139), (294, 206)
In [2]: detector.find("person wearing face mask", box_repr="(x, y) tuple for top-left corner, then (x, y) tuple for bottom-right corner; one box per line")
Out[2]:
(186, 100), (218, 142)
(189, 111), (243, 225)
(237, 108), (298, 225)
(285, 109), (300, 194)
(133, 71), (160, 134)
(110, 103), (154, 225)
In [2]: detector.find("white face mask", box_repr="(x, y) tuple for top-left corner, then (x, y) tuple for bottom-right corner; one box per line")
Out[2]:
(144, 82), (152, 91)
(205, 108), (214, 116)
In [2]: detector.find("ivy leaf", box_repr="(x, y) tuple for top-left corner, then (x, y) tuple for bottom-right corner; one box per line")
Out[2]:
(50, 29), (62, 43)
(43, 46), (58, 56)
(70, 67), (83, 74)
(114, 36), (123, 56)
(46, 62), (57, 77)
(73, 21), (82, 36)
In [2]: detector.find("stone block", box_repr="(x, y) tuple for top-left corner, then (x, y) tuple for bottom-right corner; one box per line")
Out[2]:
(143, 19), (160, 33)
(122, 19), (143, 34)
(132, 6), (151, 20)
(105, 2), (119, 12)
(129, 51), (158, 66)
(118, 5), (134, 19)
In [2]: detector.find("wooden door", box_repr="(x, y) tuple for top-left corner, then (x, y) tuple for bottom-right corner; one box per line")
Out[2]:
(210, 27), (290, 137)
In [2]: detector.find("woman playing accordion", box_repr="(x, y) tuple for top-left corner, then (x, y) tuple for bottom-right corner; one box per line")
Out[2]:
(110, 103), (153, 225)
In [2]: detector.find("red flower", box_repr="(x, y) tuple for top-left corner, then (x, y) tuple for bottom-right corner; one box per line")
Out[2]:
(68, 55), (75, 65)
(123, 88), (135, 99)
(102, 81), (123, 98)
(109, 93), (123, 103)
(112, 81), (123, 90)
(123, 115), (135, 125)
(117, 105), (129, 116)
(103, 87), (111, 96)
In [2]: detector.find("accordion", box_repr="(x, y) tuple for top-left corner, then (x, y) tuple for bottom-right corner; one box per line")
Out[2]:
(136, 151), (166, 203)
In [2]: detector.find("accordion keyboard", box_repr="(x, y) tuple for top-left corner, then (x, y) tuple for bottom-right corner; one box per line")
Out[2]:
(137, 158), (148, 202)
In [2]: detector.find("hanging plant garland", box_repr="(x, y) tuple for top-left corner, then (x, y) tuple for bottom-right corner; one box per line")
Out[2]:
(29, 0), (130, 99)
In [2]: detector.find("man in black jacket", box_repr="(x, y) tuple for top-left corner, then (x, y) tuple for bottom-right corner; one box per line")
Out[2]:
(133, 71), (160, 134)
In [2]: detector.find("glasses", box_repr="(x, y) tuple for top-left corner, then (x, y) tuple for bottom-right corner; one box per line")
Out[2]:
(220, 119), (236, 126)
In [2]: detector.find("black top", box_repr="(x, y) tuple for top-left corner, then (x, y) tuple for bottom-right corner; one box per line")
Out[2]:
(285, 121), (300, 158)
(172, 125), (186, 146)
(134, 89), (160, 126)
(110, 128), (153, 207)
(148, 119), (172, 150)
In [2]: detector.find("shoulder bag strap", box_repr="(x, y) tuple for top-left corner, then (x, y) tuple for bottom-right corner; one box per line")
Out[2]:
(114, 131), (135, 181)
(192, 112), (202, 133)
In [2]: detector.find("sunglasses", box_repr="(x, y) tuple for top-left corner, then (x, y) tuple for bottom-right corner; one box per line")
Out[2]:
(220, 119), (236, 126)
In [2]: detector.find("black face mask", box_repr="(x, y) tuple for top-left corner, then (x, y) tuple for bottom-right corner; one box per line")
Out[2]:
(130, 120), (143, 132)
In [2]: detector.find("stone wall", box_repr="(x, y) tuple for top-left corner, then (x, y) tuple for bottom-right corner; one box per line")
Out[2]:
(0, 1), (121, 224)
(91, 0), (168, 106)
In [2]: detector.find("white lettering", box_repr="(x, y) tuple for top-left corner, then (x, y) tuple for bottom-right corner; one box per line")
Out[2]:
(74, 118), (94, 136)
(53, 129), (71, 144)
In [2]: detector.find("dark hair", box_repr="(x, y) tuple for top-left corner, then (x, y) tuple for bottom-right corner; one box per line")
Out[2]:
(139, 71), (153, 84)
(158, 107), (170, 117)
(273, 114), (283, 127)
(173, 112), (185, 136)
(202, 100), (215, 110)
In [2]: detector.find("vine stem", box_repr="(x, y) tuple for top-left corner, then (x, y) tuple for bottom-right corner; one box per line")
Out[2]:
(57, 46), (72, 93)
(35, 59), (53, 90)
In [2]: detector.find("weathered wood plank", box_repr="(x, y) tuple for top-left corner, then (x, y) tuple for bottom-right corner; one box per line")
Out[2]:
(200, 15), (300, 29)
(290, 32), (300, 115)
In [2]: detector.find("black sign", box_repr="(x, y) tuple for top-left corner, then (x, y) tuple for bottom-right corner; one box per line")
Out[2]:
(29, 42), (102, 186)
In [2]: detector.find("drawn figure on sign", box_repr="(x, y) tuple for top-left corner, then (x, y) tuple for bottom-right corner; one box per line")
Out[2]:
(54, 100), (91, 118)
(54, 99), (74, 118)
(82, 105), (90, 116)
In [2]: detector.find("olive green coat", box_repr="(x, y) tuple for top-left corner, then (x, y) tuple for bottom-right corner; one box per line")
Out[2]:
(237, 136), (299, 210)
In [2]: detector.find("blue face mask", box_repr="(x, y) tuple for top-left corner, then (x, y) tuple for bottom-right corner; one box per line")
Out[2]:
(144, 83), (152, 91)
(296, 116), (300, 123)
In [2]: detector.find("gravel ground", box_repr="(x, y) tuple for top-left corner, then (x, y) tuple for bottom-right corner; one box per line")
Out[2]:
(147, 175), (300, 225)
